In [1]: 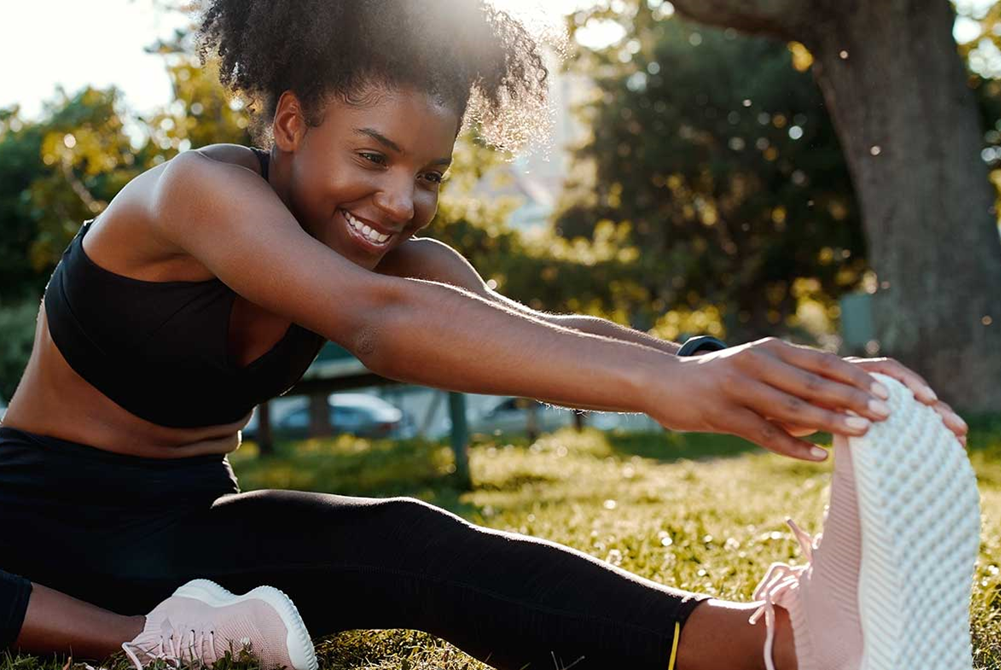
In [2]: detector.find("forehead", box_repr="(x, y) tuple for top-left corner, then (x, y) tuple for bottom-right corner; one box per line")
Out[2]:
(319, 85), (460, 156)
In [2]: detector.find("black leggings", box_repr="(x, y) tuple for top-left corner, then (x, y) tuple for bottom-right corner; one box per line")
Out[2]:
(0, 425), (709, 669)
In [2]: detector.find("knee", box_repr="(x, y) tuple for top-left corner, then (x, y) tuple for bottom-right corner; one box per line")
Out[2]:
(375, 496), (469, 535)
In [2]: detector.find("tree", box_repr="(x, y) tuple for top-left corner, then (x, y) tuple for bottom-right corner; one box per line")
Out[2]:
(556, 13), (866, 345)
(661, 0), (1001, 411)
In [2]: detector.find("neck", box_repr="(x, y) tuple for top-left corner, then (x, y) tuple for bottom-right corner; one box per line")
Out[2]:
(266, 148), (299, 223)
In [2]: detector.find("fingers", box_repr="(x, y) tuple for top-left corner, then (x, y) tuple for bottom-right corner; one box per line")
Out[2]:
(848, 356), (938, 404)
(729, 408), (829, 462)
(739, 342), (889, 423)
(770, 419), (820, 438)
(744, 380), (872, 438)
(770, 340), (883, 397)
(930, 400), (969, 442)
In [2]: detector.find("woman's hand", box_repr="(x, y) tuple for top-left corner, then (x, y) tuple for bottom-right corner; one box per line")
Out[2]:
(842, 356), (968, 447)
(650, 337), (895, 462)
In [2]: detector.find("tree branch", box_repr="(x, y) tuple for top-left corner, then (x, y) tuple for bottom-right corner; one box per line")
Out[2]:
(670, 0), (811, 40)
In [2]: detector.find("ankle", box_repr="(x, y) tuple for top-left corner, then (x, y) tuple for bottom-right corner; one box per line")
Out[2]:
(122, 615), (146, 643)
(770, 605), (798, 670)
(676, 599), (789, 670)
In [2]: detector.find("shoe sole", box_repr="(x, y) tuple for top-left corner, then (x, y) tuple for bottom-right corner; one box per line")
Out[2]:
(849, 373), (981, 670)
(172, 579), (318, 670)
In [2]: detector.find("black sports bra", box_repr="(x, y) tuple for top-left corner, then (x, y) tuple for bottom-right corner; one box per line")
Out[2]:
(42, 147), (327, 428)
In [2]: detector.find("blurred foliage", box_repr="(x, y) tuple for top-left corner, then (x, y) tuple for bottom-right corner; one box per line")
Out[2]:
(431, 133), (668, 326)
(3, 3), (1001, 398)
(555, 2), (867, 343)
(0, 46), (252, 397)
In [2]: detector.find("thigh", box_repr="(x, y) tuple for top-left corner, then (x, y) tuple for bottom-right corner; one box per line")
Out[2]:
(143, 489), (707, 670)
(157, 490), (481, 631)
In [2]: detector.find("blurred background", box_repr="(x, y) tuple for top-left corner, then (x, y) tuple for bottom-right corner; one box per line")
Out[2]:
(1, 0), (1000, 443)
(4, 6), (1001, 664)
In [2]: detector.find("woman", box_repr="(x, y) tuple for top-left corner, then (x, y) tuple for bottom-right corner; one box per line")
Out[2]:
(0, 1), (974, 669)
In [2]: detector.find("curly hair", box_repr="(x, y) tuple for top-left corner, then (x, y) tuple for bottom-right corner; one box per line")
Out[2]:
(196, 0), (559, 153)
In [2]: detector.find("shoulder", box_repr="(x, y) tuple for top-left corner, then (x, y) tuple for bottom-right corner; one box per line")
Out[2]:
(376, 237), (488, 294)
(155, 144), (261, 196)
(192, 143), (262, 175)
(150, 146), (265, 223)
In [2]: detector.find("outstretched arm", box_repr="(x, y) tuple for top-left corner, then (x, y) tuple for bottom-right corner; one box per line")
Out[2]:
(375, 236), (683, 356)
(149, 151), (890, 461)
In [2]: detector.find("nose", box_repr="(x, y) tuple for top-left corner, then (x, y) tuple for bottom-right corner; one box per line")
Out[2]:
(373, 173), (415, 226)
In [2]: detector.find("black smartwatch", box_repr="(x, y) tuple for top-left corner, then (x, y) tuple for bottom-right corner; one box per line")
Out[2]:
(677, 335), (728, 357)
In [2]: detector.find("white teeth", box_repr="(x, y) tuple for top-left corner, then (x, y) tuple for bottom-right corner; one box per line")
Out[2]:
(343, 210), (392, 246)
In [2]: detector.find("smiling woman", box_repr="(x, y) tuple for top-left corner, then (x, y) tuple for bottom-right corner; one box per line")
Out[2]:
(0, 0), (977, 669)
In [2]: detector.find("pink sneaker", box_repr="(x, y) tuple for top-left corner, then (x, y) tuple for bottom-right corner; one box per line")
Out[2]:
(123, 579), (317, 670)
(749, 373), (981, 670)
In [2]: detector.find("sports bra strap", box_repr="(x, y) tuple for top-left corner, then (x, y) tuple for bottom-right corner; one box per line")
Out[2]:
(250, 146), (270, 181)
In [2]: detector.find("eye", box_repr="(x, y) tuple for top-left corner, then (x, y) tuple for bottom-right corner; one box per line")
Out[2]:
(359, 152), (386, 166)
(422, 172), (445, 185)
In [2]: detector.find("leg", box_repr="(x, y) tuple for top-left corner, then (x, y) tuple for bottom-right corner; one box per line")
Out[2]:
(6, 573), (316, 669)
(1, 571), (143, 659)
(678, 599), (797, 670)
(138, 491), (795, 670)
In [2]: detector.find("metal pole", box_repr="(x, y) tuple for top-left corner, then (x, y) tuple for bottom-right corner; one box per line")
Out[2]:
(448, 392), (471, 488)
(257, 401), (274, 456)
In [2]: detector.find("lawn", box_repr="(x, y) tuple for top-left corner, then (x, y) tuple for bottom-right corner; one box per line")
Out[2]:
(5, 419), (1000, 670)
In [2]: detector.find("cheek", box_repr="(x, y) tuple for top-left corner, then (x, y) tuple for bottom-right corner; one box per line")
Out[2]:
(414, 190), (439, 223)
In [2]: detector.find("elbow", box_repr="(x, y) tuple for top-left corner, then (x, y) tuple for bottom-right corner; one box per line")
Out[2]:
(342, 276), (413, 379)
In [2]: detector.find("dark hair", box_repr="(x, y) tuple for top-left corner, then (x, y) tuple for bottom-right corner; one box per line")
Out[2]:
(197, 0), (557, 152)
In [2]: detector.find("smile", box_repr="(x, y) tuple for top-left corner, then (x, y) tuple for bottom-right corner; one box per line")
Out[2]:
(341, 209), (395, 249)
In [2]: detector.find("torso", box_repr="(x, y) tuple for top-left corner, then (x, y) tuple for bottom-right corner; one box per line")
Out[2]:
(1, 145), (299, 458)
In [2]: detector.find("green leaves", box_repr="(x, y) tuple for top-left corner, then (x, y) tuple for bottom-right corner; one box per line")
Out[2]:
(556, 6), (867, 343)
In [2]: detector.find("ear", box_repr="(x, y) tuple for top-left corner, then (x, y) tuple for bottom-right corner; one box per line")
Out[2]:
(272, 91), (308, 152)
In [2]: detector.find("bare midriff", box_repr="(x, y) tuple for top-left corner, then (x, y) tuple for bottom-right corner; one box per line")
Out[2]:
(1, 302), (248, 458)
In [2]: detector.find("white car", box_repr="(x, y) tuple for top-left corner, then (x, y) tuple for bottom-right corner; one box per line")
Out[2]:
(472, 397), (575, 435)
(243, 392), (417, 440)
(434, 396), (663, 438)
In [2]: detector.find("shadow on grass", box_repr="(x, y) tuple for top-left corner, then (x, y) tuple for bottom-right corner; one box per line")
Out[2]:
(605, 430), (756, 462)
(603, 411), (1001, 476)
(603, 428), (831, 463)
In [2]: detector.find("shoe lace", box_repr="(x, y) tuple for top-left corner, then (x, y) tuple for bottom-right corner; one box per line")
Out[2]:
(747, 517), (819, 670)
(122, 625), (219, 670)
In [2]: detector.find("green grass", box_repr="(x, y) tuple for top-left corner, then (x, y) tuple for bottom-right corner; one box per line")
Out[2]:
(5, 424), (1000, 670)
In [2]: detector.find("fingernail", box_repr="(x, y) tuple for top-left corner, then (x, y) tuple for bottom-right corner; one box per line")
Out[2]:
(845, 416), (870, 431)
(871, 382), (890, 399)
(869, 399), (891, 417)
(954, 414), (969, 430)
(923, 385), (938, 401)
(810, 447), (828, 460)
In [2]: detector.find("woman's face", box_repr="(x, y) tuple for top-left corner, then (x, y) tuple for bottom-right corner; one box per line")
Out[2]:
(276, 84), (459, 270)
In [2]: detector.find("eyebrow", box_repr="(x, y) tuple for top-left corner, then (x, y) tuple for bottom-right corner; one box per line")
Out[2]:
(354, 127), (452, 168)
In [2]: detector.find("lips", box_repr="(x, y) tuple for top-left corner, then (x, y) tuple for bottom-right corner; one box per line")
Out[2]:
(340, 209), (396, 252)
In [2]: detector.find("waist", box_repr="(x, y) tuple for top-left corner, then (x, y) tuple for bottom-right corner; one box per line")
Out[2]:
(0, 425), (240, 508)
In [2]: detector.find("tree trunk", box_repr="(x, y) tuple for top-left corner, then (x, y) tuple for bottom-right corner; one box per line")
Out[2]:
(673, 0), (1001, 411)
(800, 0), (1001, 412)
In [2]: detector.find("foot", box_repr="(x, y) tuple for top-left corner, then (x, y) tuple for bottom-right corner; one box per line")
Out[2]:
(749, 373), (981, 670)
(749, 433), (863, 670)
(123, 579), (317, 670)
